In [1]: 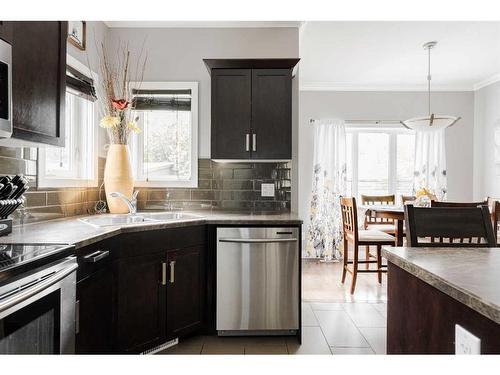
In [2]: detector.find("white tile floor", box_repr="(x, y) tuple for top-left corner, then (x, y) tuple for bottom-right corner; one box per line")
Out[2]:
(160, 260), (388, 355)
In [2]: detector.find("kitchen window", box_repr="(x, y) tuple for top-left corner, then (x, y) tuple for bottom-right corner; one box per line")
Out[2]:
(37, 56), (98, 188)
(346, 125), (415, 201)
(129, 82), (198, 188)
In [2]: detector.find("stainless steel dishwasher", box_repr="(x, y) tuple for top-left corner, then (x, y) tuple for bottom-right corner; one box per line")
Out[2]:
(216, 227), (299, 336)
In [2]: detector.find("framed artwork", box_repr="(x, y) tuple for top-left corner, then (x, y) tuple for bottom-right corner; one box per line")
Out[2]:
(68, 21), (86, 51)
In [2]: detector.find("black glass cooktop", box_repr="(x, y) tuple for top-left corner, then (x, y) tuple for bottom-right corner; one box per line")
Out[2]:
(0, 244), (74, 273)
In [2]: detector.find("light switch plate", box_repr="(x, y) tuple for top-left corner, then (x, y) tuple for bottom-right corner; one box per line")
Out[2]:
(455, 324), (481, 354)
(261, 183), (275, 197)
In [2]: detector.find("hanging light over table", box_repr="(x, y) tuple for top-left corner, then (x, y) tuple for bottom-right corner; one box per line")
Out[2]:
(401, 41), (460, 131)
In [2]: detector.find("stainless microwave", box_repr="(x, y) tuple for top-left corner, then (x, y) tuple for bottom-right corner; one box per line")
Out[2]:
(0, 38), (12, 138)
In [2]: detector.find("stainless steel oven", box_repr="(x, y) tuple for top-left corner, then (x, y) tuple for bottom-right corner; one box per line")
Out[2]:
(0, 257), (77, 354)
(0, 38), (12, 138)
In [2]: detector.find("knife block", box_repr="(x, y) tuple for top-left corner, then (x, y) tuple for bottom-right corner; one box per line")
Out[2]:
(0, 218), (12, 236)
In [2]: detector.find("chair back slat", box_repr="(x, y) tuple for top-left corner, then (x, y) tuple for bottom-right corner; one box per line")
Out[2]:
(430, 200), (488, 208)
(361, 194), (395, 226)
(340, 197), (359, 242)
(404, 205), (496, 247)
(487, 197), (500, 243)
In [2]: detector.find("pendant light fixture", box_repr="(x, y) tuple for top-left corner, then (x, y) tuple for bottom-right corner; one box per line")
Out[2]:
(401, 41), (460, 131)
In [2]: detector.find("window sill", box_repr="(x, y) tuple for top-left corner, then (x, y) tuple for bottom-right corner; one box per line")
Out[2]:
(37, 178), (99, 189)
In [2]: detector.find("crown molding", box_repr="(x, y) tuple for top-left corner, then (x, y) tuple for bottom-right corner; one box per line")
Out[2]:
(473, 73), (500, 91)
(299, 82), (474, 92)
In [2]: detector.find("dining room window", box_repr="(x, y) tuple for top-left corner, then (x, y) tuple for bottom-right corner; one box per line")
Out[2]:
(346, 125), (415, 201)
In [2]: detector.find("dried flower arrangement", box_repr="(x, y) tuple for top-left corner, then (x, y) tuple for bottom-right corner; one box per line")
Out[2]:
(96, 41), (147, 144)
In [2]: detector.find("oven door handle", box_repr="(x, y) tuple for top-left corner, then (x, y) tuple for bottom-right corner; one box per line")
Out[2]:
(0, 263), (78, 314)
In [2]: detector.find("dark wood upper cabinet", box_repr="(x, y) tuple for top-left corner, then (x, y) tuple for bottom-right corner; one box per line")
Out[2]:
(0, 22), (13, 44)
(11, 21), (67, 146)
(205, 59), (299, 161)
(251, 69), (292, 160)
(211, 69), (252, 160)
(166, 245), (205, 340)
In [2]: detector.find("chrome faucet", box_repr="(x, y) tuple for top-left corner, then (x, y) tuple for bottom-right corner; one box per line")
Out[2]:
(110, 190), (140, 215)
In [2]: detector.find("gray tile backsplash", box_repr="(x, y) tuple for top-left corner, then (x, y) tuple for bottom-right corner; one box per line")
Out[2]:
(0, 146), (102, 224)
(0, 145), (291, 225)
(137, 159), (291, 212)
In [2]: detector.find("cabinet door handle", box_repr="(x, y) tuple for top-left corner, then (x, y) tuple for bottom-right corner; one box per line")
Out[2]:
(245, 134), (250, 152)
(161, 262), (167, 286)
(83, 250), (109, 263)
(169, 261), (176, 284)
(252, 134), (257, 152)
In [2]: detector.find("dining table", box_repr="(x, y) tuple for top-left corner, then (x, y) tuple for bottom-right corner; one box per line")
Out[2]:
(361, 205), (406, 246)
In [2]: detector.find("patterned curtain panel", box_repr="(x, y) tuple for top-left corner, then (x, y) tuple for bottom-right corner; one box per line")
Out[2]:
(306, 119), (347, 260)
(413, 128), (447, 200)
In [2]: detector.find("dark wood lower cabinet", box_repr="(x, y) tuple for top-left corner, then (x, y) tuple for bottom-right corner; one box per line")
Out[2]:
(114, 252), (167, 353)
(76, 266), (113, 354)
(75, 240), (114, 354)
(166, 245), (205, 340)
(74, 225), (208, 353)
(387, 262), (500, 354)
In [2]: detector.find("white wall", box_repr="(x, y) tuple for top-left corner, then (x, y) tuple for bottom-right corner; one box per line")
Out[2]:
(299, 90), (475, 234)
(473, 81), (500, 200)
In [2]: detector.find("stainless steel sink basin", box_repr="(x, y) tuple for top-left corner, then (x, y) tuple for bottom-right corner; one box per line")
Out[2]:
(79, 212), (203, 227)
(79, 215), (156, 227)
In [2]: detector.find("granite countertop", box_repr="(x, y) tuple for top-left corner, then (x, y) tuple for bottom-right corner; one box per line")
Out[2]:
(0, 211), (302, 249)
(382, 246), (500, 325)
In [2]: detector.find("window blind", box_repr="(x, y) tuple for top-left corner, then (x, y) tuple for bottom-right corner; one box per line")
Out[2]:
(66, 65), (97, 102)
(132, 89), (191, 111)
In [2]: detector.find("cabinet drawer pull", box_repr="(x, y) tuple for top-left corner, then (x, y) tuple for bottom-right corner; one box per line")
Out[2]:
(83, 250), (109, 263)
(161, 262), (167, 285)
(245, 134), (250, 152)
(169, 261), (176, 284)
(252, 134), (257, 152)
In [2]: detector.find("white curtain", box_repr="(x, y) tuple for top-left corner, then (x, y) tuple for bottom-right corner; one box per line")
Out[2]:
(306, 119), (347, 260)
(413, 128), (447, 200)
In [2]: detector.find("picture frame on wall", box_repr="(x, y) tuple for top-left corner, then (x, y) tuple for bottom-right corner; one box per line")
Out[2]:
(68, 21), (86, 51)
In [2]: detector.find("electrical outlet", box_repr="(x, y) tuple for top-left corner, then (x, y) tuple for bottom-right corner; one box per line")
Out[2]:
(261, 183), (275, 197)
(455, 324), (481, 354)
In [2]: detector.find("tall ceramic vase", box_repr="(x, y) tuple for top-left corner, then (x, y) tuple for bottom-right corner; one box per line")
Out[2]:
(104, 144), (134, 214)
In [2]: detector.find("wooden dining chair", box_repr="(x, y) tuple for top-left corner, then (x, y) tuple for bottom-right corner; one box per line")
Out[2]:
(404, 204), (496, 247)
(360, 194), (396, 268)
(401, 195), (416, 205)
(430, 200), (488, 208)
(340, 197), (396, 294)
(487, 197), (500, 243)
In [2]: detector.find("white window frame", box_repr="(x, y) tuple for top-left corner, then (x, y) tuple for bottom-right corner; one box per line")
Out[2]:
(37, 55), (99, 188)
(346, 124), (414, 199)
(129, 81), (199, 188)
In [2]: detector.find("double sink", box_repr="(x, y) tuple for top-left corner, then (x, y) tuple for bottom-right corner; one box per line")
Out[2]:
(79, 212), (202, 227)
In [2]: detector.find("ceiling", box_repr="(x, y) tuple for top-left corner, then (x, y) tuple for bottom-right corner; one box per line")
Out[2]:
(299, 21), (500, 91)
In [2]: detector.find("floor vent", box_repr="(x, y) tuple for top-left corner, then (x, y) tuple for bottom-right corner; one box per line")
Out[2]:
(141, 338), (179, 355)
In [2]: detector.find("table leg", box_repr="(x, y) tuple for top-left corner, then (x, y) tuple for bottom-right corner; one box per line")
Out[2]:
(395, 219), (404, 246)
